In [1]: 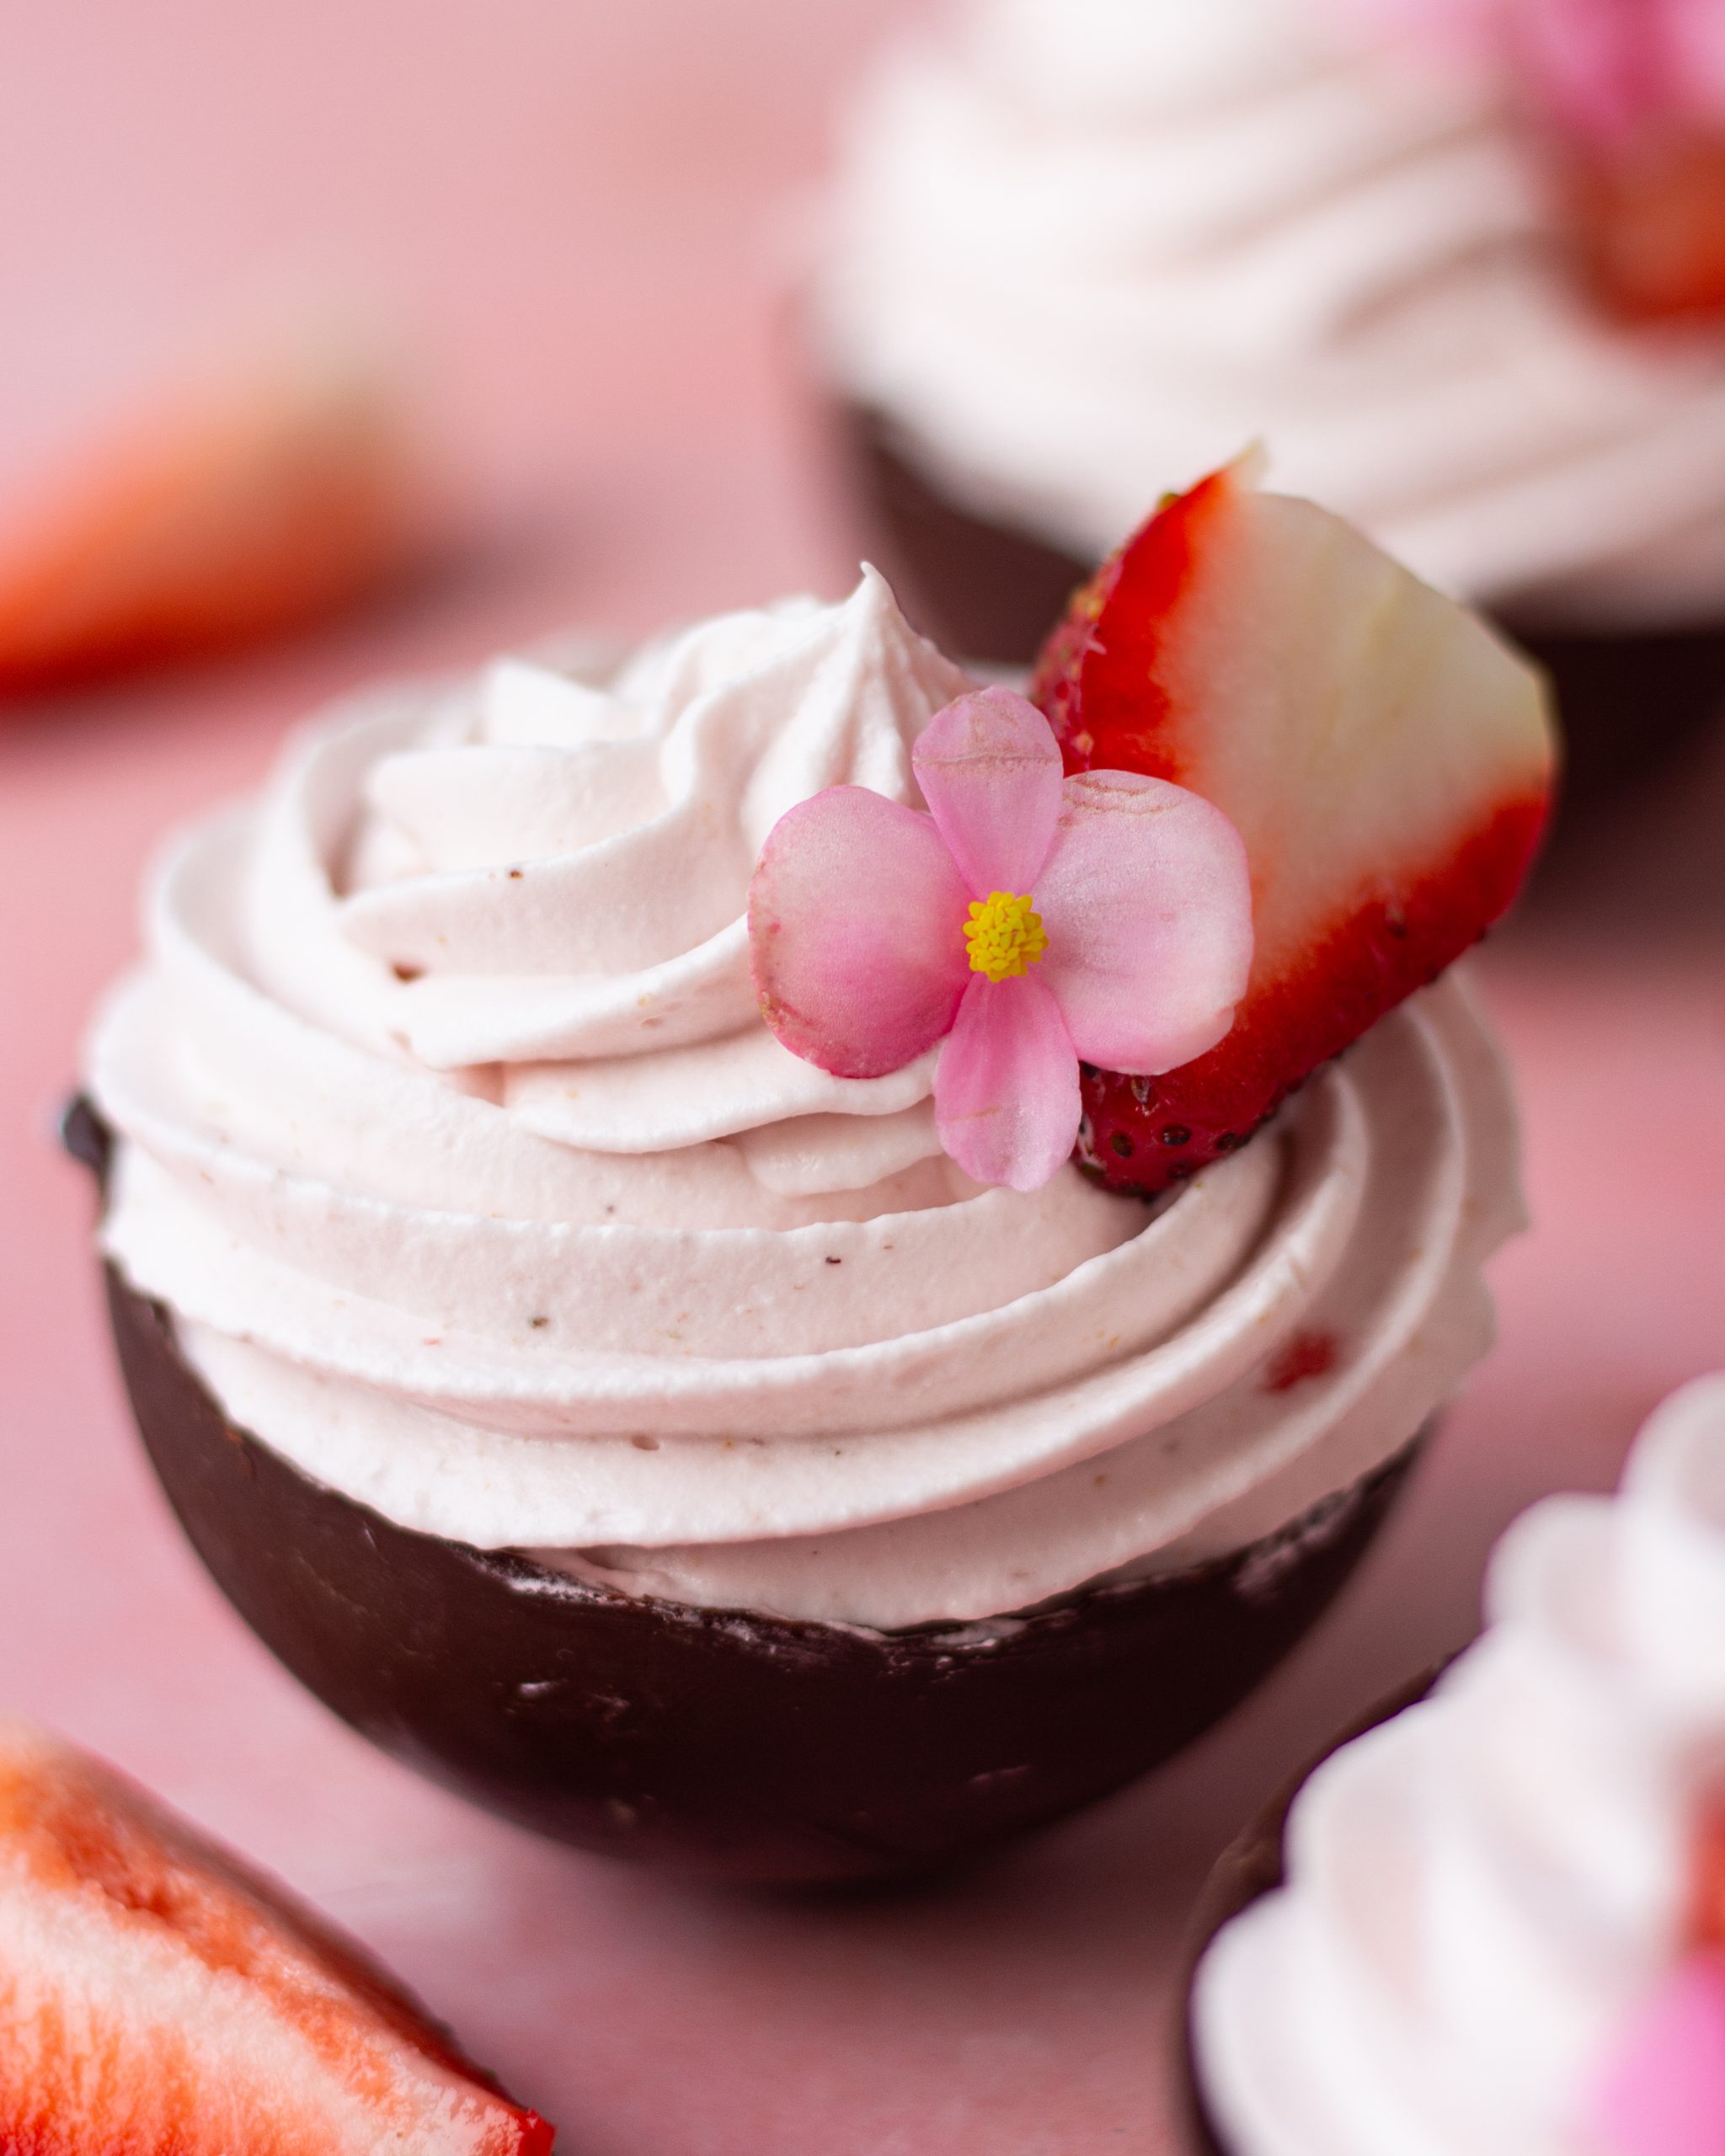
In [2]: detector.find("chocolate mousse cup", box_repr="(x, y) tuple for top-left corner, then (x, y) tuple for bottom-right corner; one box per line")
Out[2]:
(72, 1096), (1423, 1885)
(72, 558), (1523, 1891)
(837, 403), (1725, 803)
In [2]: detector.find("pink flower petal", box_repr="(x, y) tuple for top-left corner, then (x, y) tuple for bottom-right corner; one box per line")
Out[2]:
(1514, 0), (1641, 141)
(750, 787), (971, 1079)
(912, 688), (1063, 897)
(1503, 0), (1725, 142)
(1034, 770), (1253, 1075)
(935, 972), (1081, 1192)
(1671, 0), (1725, 119)
(1594, 1954), (1725, 2156)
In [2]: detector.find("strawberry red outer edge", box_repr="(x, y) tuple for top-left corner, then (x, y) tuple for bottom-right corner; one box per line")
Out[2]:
(1063, 788), (1547, 1189)
(1028, 466), (1555, 1196)
(0, 1717), (555, 2155)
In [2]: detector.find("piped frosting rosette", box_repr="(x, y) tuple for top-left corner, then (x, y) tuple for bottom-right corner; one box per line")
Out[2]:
(87, 574), (1520, 1631)
(1195, 1374), (1725, 2156)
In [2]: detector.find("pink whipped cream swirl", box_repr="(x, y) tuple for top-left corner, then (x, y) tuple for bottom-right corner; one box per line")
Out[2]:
(1195, 1374), (1725, 2156)
(86, 574), (1522, 1630)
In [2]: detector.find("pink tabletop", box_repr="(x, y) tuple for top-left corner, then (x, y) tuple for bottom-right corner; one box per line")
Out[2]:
(4, 6), (1725, 2150)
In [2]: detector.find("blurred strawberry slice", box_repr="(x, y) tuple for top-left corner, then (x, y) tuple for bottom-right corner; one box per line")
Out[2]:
(1690, 1790), (1725, 1948)
(0, 319), (433, 698)
(1561, 127), (1725, 323)
(1030, 455), (1557, 1195)
(0, 1717), (553, 2153)
(1503, 0), (1725, 322)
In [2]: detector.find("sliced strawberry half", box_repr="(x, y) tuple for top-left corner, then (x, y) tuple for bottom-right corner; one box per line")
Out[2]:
(1030, 456), (1557, 1196)
(1690, 1790), (1725, 1951)
(0, 319), (433, 701)
(1562, 127), (1725, 324)
(0, 1717), (553, 2153)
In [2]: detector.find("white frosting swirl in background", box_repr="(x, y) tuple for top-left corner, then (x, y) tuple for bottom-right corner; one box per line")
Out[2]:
(87, 576), (1522, 1631)
(818, 0), (1725, 629)
(1195, 1374), (1725, 2155)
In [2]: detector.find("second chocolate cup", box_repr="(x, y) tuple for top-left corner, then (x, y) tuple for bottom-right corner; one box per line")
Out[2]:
(1173, 1668), (1444, 2154)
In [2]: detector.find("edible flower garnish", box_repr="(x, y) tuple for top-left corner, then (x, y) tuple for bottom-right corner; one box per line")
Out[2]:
(747, 687), (1252, 1193)
(1594, 1952), (1725, 2156)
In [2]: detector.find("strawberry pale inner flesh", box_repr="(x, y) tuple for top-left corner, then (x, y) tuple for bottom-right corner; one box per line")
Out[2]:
(0, 1738), (551, 2155)
(1031, 465), (1550, 1193)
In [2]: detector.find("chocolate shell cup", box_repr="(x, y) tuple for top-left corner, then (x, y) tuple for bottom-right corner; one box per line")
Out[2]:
(838, 402), (1094, 671)
(100, 1263), (1428, 1883)
(1173, 1668), (1444, 2155)
(837, 400), (1725, 804)
(74, 1098), (1429, 1884)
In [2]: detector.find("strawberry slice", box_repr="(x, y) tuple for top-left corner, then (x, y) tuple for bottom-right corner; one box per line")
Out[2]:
(0, 320), (432, 700)
(1690, 1790), (1725, 1951)
(1561, 127), (1725, 324)
(1029, 456), (1556, 1195)
(0, 1717), (553, 2153)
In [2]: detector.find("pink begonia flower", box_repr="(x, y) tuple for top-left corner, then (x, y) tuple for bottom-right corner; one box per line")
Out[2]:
(1594, 1953), (1725, 2156)
(748, 687), (1253, 1193)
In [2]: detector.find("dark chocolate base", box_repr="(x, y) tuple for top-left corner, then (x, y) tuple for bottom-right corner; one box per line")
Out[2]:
(838, 402), (1725, 802)
(839, 403), (1094, 668)
(100, 1260), (1426, 1884)
(1174, 1668), (1445, 2155)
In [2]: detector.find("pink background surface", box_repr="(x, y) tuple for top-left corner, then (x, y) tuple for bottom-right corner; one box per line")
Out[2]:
(3, 6), (1724, 2149)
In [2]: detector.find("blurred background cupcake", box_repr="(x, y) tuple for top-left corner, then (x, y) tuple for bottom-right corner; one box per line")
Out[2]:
(814, 0), (1725, 790)
(1182, 1371), (1725, 2155)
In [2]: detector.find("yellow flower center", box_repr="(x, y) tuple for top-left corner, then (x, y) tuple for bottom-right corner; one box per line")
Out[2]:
(964, 890), (1049, 983)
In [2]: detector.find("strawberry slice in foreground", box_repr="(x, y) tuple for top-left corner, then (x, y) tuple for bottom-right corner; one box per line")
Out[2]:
(1030, 456), (1557, 1196)
(0, 1717), (553, 2153)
